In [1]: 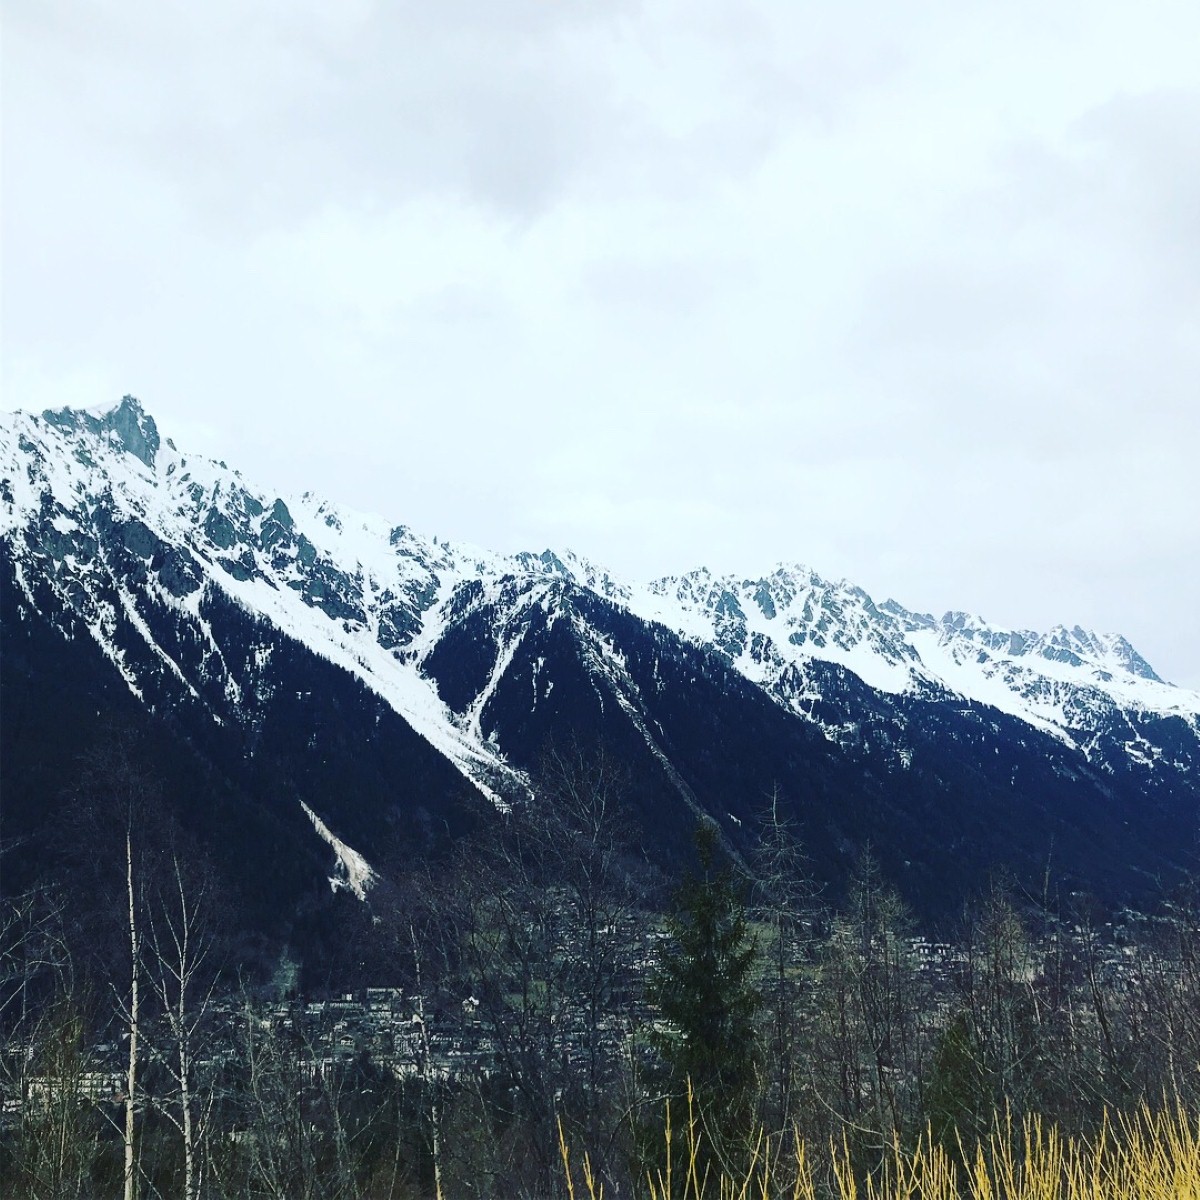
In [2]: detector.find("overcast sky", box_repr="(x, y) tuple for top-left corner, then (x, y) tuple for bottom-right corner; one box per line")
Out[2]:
(4, 1), (1199, 688)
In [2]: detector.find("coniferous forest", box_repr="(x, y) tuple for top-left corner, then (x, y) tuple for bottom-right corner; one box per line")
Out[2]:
(5, 737), (1200, 1199)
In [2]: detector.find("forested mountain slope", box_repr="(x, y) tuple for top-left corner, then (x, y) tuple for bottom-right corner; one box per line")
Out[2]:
(3, 397), (1197, 941)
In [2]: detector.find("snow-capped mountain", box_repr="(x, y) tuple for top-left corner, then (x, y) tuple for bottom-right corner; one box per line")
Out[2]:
(3, 397), (1198, 930)
(522, 552), (1197, 753)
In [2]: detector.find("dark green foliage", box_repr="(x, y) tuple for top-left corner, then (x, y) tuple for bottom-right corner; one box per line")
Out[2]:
(925, 1011), (991, 1149)
(651, 823), (761, 1123)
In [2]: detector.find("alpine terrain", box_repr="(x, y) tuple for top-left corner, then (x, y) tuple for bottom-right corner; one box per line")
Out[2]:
(3, 397), (1198, 942)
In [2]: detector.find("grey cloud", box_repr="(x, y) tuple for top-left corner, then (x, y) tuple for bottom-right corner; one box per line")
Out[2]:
(849, 88), (1200, 458)
(6, 1), (630, 229)
(4, 0), (1199, 690)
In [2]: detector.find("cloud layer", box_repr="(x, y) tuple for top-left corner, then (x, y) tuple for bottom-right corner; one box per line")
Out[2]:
(5, 0), (1198, 686)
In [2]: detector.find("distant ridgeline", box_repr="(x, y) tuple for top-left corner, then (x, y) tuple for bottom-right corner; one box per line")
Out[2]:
(3, 396), (1198, 959)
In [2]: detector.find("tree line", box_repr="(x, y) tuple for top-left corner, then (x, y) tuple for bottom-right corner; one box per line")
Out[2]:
(3, 737), (1200, 1198)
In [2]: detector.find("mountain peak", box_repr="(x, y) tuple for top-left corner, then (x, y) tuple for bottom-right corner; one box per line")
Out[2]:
(512, 547), (629, 600)
(41, 394), (161, 468)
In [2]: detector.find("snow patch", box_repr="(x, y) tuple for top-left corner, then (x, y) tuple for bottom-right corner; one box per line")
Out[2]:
(300, 800), (378, 900)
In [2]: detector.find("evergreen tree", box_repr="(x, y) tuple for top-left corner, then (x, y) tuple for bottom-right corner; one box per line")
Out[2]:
(925, 1011), (991, 1151)
(650, 823), (760, 1127)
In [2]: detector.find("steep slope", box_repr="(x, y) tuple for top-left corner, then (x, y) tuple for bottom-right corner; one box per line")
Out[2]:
(1, 397), (524, 800)
(517, 555), (1199, 752)
(412, 572), (1198, 911)
(3, 396), (1198, 926)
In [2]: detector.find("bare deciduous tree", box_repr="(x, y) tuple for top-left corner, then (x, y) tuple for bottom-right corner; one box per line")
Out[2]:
(143, 849), (222, 1200)
(0, 885), (103, 1200)
(750, 787), (817, 1136)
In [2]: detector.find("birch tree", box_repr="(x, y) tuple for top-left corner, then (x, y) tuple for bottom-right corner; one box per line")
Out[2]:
(143, 851), (221, 1200)
(66, 733), (164, 1200)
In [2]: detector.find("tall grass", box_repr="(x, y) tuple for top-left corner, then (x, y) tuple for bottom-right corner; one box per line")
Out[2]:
(558, 1093), (1200, 1200)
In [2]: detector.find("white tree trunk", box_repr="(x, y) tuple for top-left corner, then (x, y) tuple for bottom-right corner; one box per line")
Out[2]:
(411, 924), (444, 1200)
(179, 1028), (195, 1200)
(176, 873), (197, 1200)
(125, 829), (139, 1200)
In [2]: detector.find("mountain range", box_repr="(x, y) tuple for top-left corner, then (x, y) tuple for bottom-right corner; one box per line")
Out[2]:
(3, 396), (1198, 948)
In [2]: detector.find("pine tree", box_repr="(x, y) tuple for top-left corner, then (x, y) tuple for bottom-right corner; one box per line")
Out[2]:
(925, 1011), (990, 1151)
(651, 823), (760, 1128)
